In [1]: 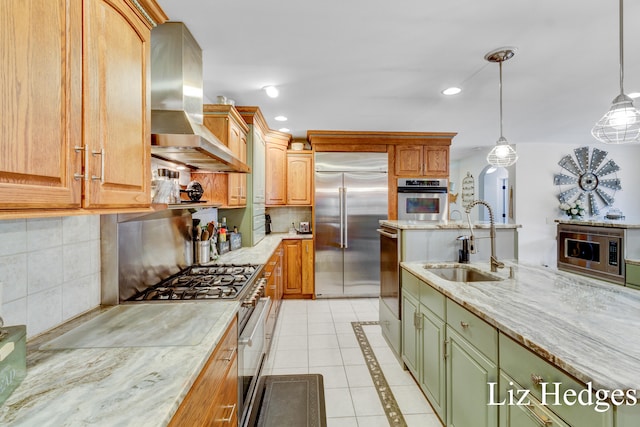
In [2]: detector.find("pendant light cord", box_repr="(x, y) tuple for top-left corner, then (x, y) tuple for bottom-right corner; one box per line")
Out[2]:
(619, 0), (624, 95)
(499, 58), (504, 139)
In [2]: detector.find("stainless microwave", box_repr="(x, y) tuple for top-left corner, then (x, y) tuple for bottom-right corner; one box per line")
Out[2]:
(557, 224), (624, 284)
(397, 178), (448, 221)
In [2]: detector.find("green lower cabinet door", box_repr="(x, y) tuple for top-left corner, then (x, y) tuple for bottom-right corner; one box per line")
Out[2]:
(401, 291), (419, 375)
(498, 371), (570, 427)
(419, 306), (446, 423)
(446, 326), (498, 427)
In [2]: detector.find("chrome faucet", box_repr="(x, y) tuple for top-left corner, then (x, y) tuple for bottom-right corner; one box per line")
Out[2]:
(464, 200), (504, 272)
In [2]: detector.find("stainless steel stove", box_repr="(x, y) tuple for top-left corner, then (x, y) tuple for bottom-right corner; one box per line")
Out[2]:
(127, 264), (261, 301)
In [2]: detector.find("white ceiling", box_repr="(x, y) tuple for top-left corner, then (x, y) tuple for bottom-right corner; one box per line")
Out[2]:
(155, 0), (640, 160)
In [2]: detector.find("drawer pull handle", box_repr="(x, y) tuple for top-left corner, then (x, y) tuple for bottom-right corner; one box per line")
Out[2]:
(460, 321), (470, 328)
(219, 403), (237, 423)
(530, 373), (544, 385)
(221, 348), (236, 362)
(524, 403), (552, 426)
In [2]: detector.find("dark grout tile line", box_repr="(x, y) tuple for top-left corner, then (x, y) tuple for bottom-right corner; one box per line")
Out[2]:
(351, 321), (408, 427)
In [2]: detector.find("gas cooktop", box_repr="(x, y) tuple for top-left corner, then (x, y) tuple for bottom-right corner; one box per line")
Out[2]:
(127, 264), (260, 302)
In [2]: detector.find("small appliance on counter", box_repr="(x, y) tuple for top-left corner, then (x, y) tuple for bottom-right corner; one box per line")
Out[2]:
(298, 222), (312, 234)
(265, 214), (272, 234)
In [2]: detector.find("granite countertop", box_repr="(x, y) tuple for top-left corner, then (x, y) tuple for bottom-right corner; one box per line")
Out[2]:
(206, 232), (313, 265)
(0, 302), (239, 426)
(401, 260), (640, 391)
(380, 219), (521, 230)
(555, 218), (640, 228)
(0, 232), (309, 425)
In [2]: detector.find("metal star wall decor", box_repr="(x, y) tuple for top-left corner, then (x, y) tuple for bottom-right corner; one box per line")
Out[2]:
(553, 146), (621, 216)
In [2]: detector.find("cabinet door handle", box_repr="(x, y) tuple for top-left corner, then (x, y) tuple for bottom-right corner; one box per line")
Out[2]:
(524, 403), (553, 426)
(530, 373), (544, 386)
(444, 339), (450, 360)
(219, 403), (237, 423)
(91, 149), (104, 182)
(74, 145), (87, 180)
(460, 321), (470, 329)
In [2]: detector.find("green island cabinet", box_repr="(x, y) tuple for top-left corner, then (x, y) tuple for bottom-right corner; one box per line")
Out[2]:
(499, 332), (613, 427)
(445, 298), (498, 427)
(400, 267), (627, 427)
(625, 262), (640, 290)
(401, 269), (446, 421)
(401, 269), (498, 426)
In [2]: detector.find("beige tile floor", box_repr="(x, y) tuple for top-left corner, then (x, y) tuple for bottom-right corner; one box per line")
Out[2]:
(262, 298), (443, 427)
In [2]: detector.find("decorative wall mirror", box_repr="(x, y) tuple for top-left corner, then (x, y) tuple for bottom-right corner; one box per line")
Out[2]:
(553, 146), (621, 216)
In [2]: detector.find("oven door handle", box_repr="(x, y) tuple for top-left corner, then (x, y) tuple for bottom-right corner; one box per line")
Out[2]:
(377, 228), (397, 239)
(239, 297), (270, 347)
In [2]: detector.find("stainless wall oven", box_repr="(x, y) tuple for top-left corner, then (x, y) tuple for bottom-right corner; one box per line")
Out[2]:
(397, 178), (448, 221)
(557, 224), (624, 284)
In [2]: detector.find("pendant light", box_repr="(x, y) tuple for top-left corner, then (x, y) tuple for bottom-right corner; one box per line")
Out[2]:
(485, 48), (518, 167)
(591, 0), (640, 144)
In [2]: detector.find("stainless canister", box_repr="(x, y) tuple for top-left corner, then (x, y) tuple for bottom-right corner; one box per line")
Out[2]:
(195, 241), (210, 264)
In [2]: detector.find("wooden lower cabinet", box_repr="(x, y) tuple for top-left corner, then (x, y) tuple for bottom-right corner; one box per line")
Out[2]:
(282, 239), (314, 298)
(169, 317), (238, 427)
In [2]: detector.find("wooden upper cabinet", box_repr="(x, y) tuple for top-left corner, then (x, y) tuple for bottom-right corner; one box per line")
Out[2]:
(286, 152), (313, 205)
(265, 138), (288, 206)
(0, 0), (83, 209)
(0, 0), (166, 214)
(395, 145), (423, 176)
(395, 145), (449, 178)
(203, 105), (249, 207)
(424, 146), (449, 176)
(83, 0), (155, 208)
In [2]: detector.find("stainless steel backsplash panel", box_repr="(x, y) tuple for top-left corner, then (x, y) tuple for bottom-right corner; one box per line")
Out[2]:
(101, 210), (193, 303)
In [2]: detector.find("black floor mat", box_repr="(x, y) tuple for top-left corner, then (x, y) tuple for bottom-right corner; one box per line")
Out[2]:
(249, 374), (326, 427)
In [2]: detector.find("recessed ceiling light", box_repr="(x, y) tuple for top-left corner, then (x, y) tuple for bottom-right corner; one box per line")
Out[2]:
(279, 127), (290, 132)
(274, 116), (288, 122)
(442, 87), (462, 96)
(263, 85), (279, 98)
(629, 92), (640, 99)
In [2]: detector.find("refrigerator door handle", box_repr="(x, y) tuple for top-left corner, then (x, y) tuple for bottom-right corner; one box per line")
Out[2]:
(339, 187), (345, 248)
(343, 187), (348, 249)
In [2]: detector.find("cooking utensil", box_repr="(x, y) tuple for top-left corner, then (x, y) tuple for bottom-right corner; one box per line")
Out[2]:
(201, 230), (210, 241)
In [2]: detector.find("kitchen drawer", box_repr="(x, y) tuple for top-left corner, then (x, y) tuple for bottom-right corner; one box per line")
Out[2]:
(169, 316), (238, 426)
(446, 299), (497, 363)
(499, 370), (570, 427)
(401, 268), (420, 299)
(379, 298), (401, 357)
(418, 279), (445, 320)
(499, 333), (613, 427)
(211, 352), (238, 426)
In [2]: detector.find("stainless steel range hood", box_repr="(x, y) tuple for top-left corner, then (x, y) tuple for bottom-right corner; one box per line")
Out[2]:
(150, 22), (250, 173)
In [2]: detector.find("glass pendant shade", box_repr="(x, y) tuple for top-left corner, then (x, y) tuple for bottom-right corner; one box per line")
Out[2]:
(592, 94), (640, 144)
(487, 136), (518, 167)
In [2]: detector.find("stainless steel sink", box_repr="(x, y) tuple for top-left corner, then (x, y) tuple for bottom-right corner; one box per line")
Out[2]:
(423, 264), (502, 282)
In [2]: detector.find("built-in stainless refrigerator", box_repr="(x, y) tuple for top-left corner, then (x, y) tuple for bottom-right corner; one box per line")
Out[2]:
(315, 152), (388, 297)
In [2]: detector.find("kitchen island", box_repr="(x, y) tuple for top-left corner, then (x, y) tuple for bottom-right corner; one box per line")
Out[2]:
(402, 260), (640, 391)
(0, 232), (308, 426)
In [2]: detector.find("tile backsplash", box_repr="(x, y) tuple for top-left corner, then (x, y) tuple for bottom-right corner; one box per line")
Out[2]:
(267, 206), (312, 233)
(0, 216), (101, 338)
